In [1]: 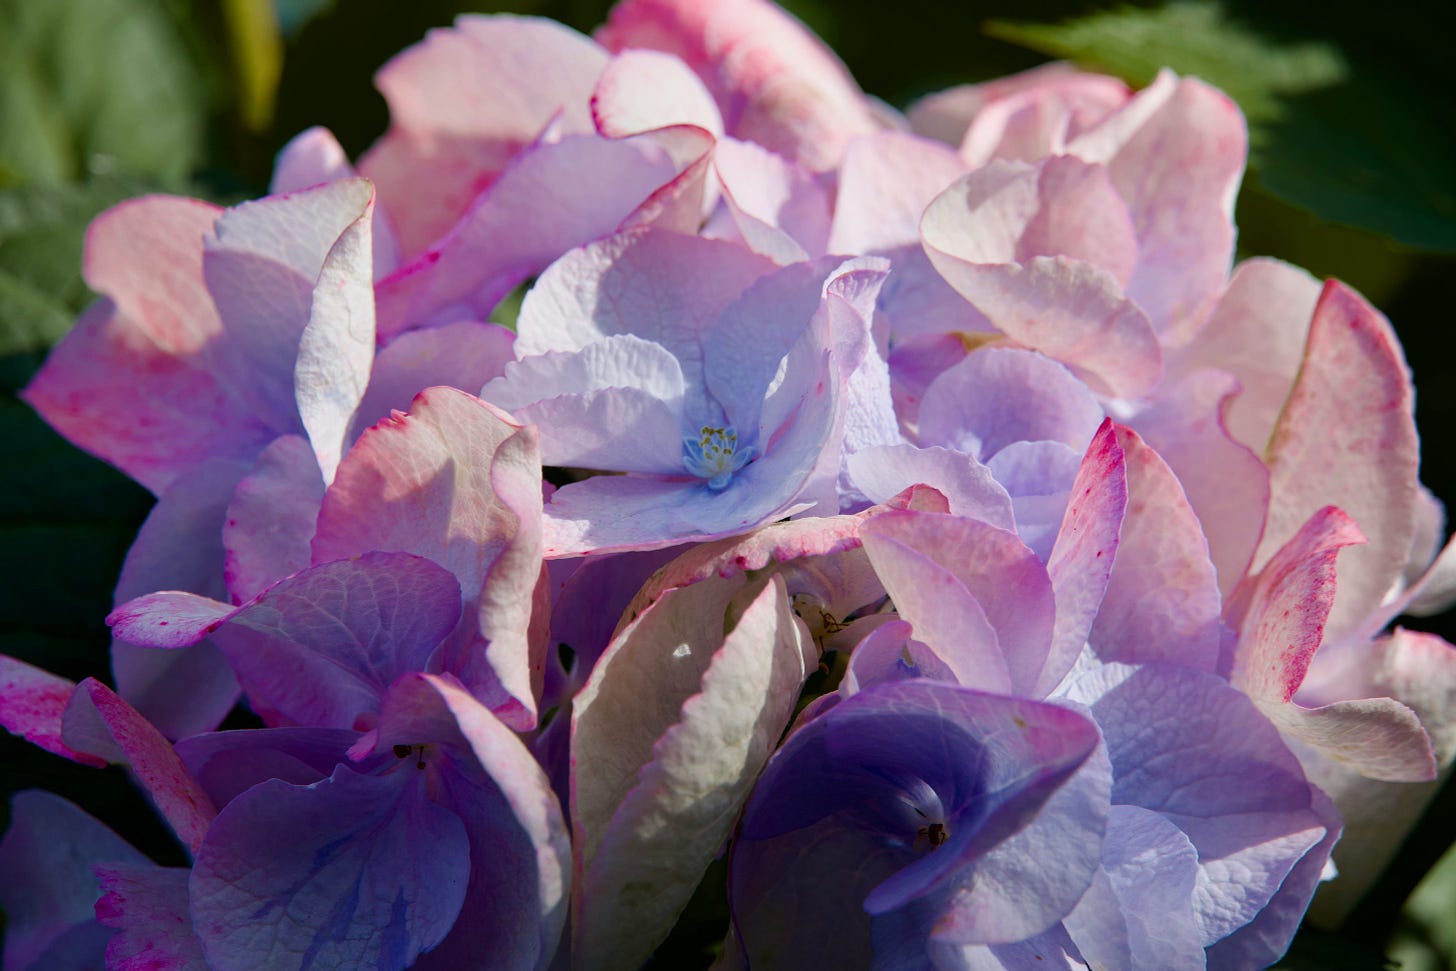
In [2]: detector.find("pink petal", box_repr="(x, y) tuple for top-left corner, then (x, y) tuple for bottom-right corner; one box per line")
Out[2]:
(1068, 72), (1245, 341)
(597, 0), (880, 169)
(1256, 281), (1420, 644)
(592, 48), (724, 138)
(1230, 506), (1366, 703)
(359, 15), (608, 257)
(0, 655), (105, 767)
(374, 131), (702, 337)
(95, 865), (207, 971)
(21, 196), (270, 495)
(711, 136), (831, 263)
(1041, 419), (1126, 696)
(1167, 258), (1322, 454)
(1129, 368), (1271, 598)
(314, 388), (545, 728)
(828, 131), (966, 256)
(61, 680), (217, 855)
(1086, 426), (1222, 671)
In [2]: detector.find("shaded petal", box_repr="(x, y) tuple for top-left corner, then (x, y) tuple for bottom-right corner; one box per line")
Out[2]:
(0, 791), (146, 970)
(213, 553), (462, 730)
(189, 766), (468, 971)
(222, 435), (325, 603)
(571, 576), (811, 971)
(95, 865), (208, 971)
(110, 458), (248, 738)
(375, 675), (570, 971)
(861, 510), (1053, 696)
(711, 136), (831, 262)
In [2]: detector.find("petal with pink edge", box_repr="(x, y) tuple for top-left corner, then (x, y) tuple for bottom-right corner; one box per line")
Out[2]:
(95, 865), (207, 971)
(1087, 426), (1222, 672)
(0, 655), (105, 766)
(1256, 280), (1420, 645)
(1039, 420), (1126, 696)
(20, 196), (273, 495)
(314, 387), (545, 727)
(571, 575), (811, 971)
(1230, 505), (1366, 703)
(61, 680), (217, 855)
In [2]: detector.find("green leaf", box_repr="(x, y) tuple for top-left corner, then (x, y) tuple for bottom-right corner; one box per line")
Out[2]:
(986, 1), (1456, 252)
(0, 0), (206, 186)
(1388, 839), (1456, 970)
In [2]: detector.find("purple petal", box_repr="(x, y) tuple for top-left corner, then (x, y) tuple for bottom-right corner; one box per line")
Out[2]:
(110, 457), (250, 738)
(207, 553), (463, 730)
(918, 347), (1103, 460)
(189, 765), (468, 971)
(0, 791), (146, 970)
(221, 435), (325, 603)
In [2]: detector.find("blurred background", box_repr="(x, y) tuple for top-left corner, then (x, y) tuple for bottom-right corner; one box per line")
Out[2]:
(1, 0), (1453, 966)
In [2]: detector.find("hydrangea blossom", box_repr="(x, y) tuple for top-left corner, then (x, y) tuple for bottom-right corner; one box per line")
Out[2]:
(3, 1), (1454, 969)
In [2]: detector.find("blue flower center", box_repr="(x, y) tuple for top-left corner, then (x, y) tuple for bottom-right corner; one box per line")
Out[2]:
(683, 424), (754, 490)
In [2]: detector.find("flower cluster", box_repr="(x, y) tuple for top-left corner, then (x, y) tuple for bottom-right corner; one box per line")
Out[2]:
(3, 1), (1454, 969)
